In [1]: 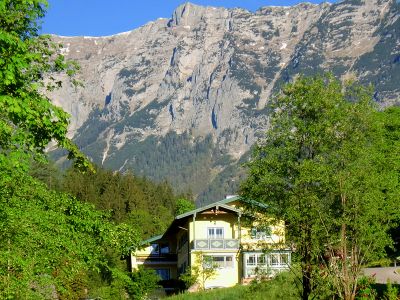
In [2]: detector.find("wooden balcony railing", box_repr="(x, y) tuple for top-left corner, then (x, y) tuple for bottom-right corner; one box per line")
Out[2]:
(192, 239), (239, 250)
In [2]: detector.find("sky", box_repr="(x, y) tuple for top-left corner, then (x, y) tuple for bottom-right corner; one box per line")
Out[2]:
(41, 0), (336, 37)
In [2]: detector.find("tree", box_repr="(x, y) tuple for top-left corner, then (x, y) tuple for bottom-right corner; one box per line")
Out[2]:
(61, 166), (179, 238)
(0, 0), (89, 172)
(181, 252), (218, 291)
(126, 266), (160, 300)
(174, 198), (196, 216)
(0, 170), (141, 299)
(241, 74), (400, 300)
(0, 1), (146, 298)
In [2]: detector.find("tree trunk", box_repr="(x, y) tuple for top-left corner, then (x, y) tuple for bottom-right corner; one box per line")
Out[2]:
(341, 223), (351, 300)
(302, 226), (313, 300)
(302, 266), (312, 300)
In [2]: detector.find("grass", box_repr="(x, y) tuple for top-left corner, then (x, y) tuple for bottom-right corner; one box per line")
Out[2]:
(168, 272), (299, 300)
(165, 271), (400, 300)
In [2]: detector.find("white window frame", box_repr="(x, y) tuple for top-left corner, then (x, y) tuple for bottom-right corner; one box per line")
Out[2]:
(244, 252), (291, 278)
(270, 253), (280, 266)
(207, 227), (224, 239)
(246, 254), (257, 266)
(204, 255), (234, 268)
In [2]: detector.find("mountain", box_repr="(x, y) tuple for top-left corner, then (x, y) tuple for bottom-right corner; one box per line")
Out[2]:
(48, 0), (400, 205)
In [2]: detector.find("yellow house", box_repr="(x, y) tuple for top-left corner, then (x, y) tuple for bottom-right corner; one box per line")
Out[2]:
(130, 196), (291, 290)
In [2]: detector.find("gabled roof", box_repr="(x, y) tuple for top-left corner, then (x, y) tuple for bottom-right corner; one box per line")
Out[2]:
(214, 195), (241, 205)
(175, 196), (242, 219)
(140, 195), (267, 246)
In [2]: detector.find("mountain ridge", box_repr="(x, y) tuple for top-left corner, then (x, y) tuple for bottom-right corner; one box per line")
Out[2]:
(48, 0), (400, 204)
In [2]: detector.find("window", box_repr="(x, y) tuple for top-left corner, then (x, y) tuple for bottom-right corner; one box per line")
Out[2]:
(246, 254), (256, 266)
(149, 243), (169, 255)
(281, 253), (289, 265)
(251, 226), (272, 239)
(155, 268), (170, 280)
(226, 256), (234, 267)
(244, 252), (290, 278)
(213, 256), (225, 268)
(246, 253), (266, 266)
(270, 254), (279, 266)
(208, 227), (224, 239)
(258, 254), (267, 265)
(204, 255), (234, 268)
(150, 243), (159, 255)
(160, 243), (170, 254)
(178, 234), (188, 250)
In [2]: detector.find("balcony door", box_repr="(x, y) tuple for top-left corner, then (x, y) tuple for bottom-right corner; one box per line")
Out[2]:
(208, 227), (224, 239)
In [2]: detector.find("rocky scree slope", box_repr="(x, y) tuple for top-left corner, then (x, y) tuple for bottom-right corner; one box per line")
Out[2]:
(48, 0), (400, 205)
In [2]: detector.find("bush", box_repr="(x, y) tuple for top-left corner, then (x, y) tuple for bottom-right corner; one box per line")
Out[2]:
(126, 267), (160, 300)
(384, 280), (399, 300)
(356, 276), (377, 300)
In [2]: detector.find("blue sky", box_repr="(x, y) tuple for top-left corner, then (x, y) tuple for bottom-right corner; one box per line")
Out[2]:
(41, 0), (335, 36)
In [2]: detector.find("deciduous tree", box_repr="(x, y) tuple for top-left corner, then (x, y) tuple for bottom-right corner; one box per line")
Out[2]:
(241, 75), (400, 300)
(0, 0), (89, 172)
(0, 1), (144, 298)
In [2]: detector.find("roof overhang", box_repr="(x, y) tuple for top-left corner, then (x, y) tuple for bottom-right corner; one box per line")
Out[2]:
(138, 196), (268, 246)
(175, 201), (242, 219)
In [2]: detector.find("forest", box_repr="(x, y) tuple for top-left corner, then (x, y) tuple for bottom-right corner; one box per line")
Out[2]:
(1, 1), (400, 300)
(0, 1), (194, 298)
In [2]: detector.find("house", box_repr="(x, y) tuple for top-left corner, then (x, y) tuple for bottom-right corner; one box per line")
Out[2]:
(130, 196), (291, 290)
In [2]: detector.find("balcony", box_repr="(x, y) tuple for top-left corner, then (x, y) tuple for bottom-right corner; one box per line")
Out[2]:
(136, 253), (177, 263)
(192, 239), (239, 250)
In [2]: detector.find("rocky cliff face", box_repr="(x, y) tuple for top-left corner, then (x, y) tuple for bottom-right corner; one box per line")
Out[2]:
(49, 0), (400, 204)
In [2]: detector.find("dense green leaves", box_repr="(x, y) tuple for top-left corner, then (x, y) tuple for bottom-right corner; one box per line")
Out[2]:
(0, 1), (158, 298)
(126, 267), (161, 300)
(0, 169), (141, 299)
(175, 198), (196, 216)
(0, 0), (89, 172)
(60, 167), (183, 238)
(241, 75), (400, 300)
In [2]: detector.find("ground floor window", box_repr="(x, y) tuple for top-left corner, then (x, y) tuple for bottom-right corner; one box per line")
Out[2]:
(243, 251), (291, 278)
(204, 255), (234, 268)
(155, 268), (170, 280)
(178, 261), (188, 275)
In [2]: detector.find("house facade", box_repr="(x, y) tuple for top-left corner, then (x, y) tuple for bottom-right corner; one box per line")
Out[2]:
(130, 196), (291, 289)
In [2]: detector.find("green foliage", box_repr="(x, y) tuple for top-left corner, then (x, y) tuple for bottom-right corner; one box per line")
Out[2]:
(126, 266), (160, 300)
(0, 3), (149, 298)
(128, 208), (171, 239)
(0, 169), (141, 299)
(246, 271), (299, 300)
(76, 123), (240, 202)
(61, 166), (178, 238)
(103, 132), (215, 196)
(29, 158), (63, 190)
(0, 0), (91, 172)
(190, 252), (218, 291)
(383, 280), (399, 300)
(241, 74), (400, 299)
(30, 160), (182, 239)
(172, 271), (298, 300)
(356, 276), (377, 300)
(179, 268), (198, 290)
(175, 198), (196, 216)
